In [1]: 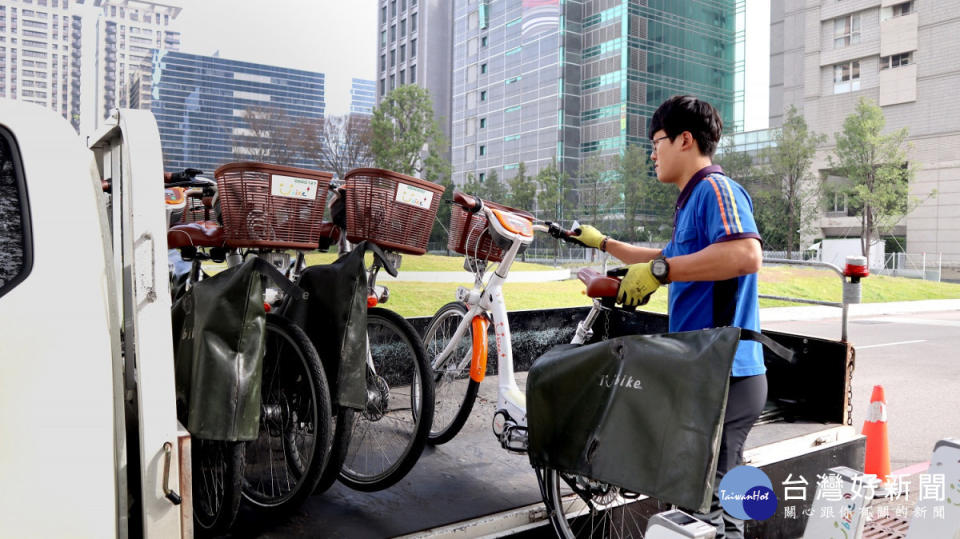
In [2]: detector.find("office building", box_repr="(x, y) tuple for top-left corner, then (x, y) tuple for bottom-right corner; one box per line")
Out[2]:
(0, 0), (180, 134)
(376, 0), (452, 162)
(448, 0), (744, 192)
(350, 77), (376, 115)
(769, 0), (960, 272)
(145, 50), (325, 173)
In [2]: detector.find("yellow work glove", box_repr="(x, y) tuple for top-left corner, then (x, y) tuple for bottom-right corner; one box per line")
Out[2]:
(572, 225), (606, 250)
(617, 262), (662, 307)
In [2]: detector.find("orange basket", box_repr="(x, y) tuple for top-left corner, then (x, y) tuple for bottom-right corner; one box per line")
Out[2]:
(344, 168), (445, 255)
(214, 162), (332, 250)
(448, 198), (532, 263)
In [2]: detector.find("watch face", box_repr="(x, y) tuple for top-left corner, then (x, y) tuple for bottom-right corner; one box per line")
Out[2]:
(652, 258), (668, 280)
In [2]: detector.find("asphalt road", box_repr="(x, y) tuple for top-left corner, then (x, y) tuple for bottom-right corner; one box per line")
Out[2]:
(762, 309), (960, 471)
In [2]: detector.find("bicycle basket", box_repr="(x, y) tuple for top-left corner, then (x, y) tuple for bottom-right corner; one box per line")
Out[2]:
(447, 198), (532, 263)
(214, 162), (332, 250)
(343, 168), (445, 255)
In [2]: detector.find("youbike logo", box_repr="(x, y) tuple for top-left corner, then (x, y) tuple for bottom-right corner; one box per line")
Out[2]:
(719, 465), (779, 521)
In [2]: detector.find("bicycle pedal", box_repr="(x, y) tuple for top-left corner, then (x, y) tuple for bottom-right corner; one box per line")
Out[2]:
(500, 425), (529, 454)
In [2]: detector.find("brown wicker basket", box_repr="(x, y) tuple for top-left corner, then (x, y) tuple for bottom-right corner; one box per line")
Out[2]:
(447, 198), (532, 263)
(214, 162), (332, 250)
(344, 168), (445, 255)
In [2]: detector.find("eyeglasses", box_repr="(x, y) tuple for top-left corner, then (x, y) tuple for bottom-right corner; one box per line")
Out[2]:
(651, 135), (671, 154)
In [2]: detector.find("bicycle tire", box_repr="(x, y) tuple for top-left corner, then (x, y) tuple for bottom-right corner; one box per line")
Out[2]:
(312, 406), (355, 494)
(338, 307), (434, 491)
(539, 467), (649, 538)
(192, 438), (244, 536)
(421, 301), (480, 445)
(241, 313), (332, 513)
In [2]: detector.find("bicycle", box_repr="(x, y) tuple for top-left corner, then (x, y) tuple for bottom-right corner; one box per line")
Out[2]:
(289, 167), (440, 493)
(164, 163), (334, 528)
(421, 190), (652, 537)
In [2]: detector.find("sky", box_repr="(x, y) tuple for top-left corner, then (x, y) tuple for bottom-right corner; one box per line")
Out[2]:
(175, 0), (770, 130)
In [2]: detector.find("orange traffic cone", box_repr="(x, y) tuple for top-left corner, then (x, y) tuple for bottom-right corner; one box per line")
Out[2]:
(862, 385), (892, 494)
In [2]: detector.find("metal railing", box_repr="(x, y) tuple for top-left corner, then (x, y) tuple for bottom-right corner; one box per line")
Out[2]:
(761, 258), (862, 342)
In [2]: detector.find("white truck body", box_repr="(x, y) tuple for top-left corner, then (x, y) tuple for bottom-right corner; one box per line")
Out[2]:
(0, 101), (188, 538)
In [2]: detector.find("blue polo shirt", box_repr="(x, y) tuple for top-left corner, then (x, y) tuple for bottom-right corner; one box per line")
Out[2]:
(662, 165), (765, 377)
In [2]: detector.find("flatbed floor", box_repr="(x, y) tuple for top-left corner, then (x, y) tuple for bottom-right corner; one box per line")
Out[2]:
(228, 373), (849, 538)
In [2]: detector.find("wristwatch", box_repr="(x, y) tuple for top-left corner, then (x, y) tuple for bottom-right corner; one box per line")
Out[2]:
(651, 256), (670, 284)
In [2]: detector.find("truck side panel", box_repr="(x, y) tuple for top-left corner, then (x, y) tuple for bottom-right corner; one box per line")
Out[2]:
(0, 103), (119, 537)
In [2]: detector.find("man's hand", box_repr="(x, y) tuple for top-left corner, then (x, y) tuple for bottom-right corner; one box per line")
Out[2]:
(572, 225), (606, 250)
(617, 262), (662, 307)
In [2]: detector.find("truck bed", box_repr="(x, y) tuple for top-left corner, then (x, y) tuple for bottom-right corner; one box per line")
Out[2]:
(228, 372), (859, 538)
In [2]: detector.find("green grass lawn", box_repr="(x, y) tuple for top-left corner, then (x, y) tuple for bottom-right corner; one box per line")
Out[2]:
(375, 263), (960, 318)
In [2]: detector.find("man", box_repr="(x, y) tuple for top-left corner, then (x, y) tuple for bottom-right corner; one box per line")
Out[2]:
(573, 95), (765, 539)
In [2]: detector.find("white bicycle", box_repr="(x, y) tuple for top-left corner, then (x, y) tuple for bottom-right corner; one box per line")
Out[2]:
(422, 190), (654, 538)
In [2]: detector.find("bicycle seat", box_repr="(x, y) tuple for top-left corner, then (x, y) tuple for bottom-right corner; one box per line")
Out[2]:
(578, 268), (620, 299)
(167, 221), (225, 249)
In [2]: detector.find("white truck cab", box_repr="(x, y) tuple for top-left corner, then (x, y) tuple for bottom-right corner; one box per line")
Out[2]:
(0, 101), (188, 538)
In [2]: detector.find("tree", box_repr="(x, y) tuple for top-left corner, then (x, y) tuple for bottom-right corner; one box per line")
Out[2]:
(507, 162), (537, 212)
(317, 114), (374, 179)
(234, 105), (315, 165)
(370, 85), (449, 181)
(535, 161), (574, 223)
(829, 98), (923, 263)
(760, 106), (827, 259)
(576, 155), (620, 227)
(479, 169), (508, 203)
(714, 138), (755, 184)
(617, 145), (650, 243)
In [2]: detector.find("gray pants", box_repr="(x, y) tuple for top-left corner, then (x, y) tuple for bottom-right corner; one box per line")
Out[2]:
(693, 374), (768, 539)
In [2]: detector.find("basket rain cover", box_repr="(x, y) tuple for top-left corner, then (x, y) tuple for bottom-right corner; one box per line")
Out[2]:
(526, 327), (740, 513)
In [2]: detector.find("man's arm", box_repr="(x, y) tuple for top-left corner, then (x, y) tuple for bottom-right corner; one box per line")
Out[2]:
(666, 238), (762, 282)
(602, 238), (663, 264)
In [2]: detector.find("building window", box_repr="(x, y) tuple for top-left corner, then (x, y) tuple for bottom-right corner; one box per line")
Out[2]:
(400, 44), (405, 62)
(400, 18), (406, 38)
(479, 172), (485, 182)
(390, 49), (396, 67)
(480, 90), (487, 101)
(479, 145), (486, 156)
(381, 5), (387, 24)
(401, 0), (406, 11)
(411, 38), (417, 57)
(390, 74), (395, 89)
(380, 54), (386, 71)
(881, 52), (912, 69)
(893, 1), (913, 16)
(480, 117), (486, 128)
(833, 14), (861, 48)
(400, 69), (405, 84)
(410, 64), (416, 83)
(481, 63), (487, 74)
(390, 24), (396, 42)
(391, 0), (396, 17)
(411, 13), (417, 32)
(481, 35), (488, 47)
(381, 30), (386, 47)
(833, 60), (861, 94)
(380, 78), (386, 95)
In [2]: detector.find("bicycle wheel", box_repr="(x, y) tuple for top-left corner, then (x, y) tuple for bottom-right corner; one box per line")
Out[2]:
(192, 438), (244, 536)
(312, 406), (355, 494)
(539, 467), (649, 538)
(338, 307), (434, 491)
(421, 301), (480, 445)
(242, 313), (332, 513)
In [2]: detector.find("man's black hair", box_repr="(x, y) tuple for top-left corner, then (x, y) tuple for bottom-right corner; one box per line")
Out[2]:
(649, 95), (723, 157)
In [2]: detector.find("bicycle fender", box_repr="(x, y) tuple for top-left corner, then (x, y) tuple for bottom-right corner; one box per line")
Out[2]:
(470, 315), (490, 382)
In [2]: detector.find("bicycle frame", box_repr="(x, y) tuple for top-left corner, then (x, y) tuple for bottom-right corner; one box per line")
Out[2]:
(431, 207), (610, 438)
